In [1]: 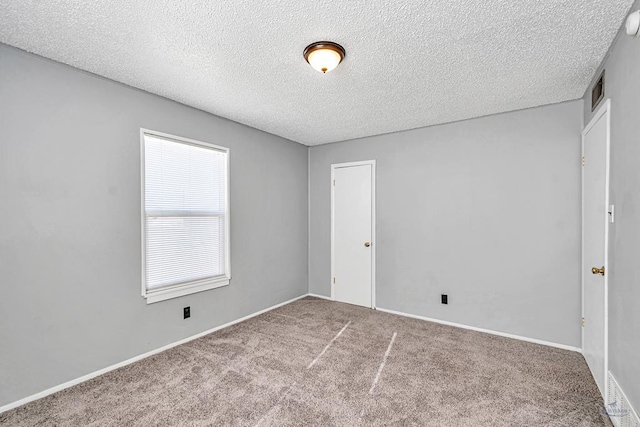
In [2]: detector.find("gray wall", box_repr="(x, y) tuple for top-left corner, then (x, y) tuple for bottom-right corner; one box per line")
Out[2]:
(583, 0), (640, 411)
(310, 100), (583, 348)
(0, 44), (308, 406)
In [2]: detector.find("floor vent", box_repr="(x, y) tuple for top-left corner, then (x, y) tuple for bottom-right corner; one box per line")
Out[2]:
(607, 372), (640, 427)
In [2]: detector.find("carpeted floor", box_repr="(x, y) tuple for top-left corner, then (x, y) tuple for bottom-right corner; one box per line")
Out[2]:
(1, 297), (611, 426)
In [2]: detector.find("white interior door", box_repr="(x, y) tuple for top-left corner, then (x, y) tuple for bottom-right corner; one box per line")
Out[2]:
(582, 99), (610, 399)
(332, 161), (375, 308)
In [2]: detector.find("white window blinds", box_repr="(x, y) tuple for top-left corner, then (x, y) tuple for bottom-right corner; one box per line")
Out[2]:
(142, 132), (229, 299)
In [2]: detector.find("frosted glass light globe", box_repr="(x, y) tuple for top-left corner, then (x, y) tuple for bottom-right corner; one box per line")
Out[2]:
(307, 48), (342, 73)
(626, 10), (640, 37)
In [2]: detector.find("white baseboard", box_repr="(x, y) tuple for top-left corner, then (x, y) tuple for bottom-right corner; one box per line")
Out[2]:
(307, 293), (334, 301)
(0, 293), (309, 414)
(607, 371), (640, 427)
(302, 296), (580, 353)
(0, 294), (582, 414)
(375, 307), (582, 353)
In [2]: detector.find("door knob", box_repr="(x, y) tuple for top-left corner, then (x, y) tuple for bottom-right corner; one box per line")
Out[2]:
(591, 266), (605, 276)
(364, 242), (371, 247)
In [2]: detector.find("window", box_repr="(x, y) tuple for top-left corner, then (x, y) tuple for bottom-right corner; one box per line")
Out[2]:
(141, 129), (230, 304)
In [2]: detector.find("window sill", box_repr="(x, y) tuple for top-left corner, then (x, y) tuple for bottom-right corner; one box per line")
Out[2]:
(144, 277), (230, 304)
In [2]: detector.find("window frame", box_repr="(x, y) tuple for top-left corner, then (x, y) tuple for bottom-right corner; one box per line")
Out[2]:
(140, 128), (231, 304)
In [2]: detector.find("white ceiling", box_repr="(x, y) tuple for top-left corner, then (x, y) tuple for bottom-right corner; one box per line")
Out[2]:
(0, 1), (633, 146)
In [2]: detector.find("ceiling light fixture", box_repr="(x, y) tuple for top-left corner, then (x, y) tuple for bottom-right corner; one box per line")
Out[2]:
(626, 10), (640, 37)
(303, 41), (346, 73)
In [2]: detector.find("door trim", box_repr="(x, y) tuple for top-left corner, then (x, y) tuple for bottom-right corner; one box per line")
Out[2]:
(581, 98), (610, 401)
(331, 160), (376, 308)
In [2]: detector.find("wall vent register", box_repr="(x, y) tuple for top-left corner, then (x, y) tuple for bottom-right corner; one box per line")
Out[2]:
(592, 70), (605, 111)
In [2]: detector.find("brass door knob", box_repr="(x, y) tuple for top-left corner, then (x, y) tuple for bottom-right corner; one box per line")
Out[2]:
(364, 242), (371, 247)
(591, 266), (605, 276)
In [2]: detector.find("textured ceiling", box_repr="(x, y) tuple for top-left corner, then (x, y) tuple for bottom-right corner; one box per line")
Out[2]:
(0, 1), (633, 145)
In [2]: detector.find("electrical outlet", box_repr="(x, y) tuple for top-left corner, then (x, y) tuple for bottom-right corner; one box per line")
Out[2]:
(441, 294), (448, 305)
(184, 306), (190, 319)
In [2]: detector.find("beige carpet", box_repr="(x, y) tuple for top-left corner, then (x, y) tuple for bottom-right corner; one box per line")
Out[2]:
(1, 297), (611, 426)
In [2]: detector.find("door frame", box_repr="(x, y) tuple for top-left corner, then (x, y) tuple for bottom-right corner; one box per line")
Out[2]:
(581, 98), (610, 401)
(331, 160), (376, 308)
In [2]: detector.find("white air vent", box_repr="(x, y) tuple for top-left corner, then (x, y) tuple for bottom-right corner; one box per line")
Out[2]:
(607, 372), (640, 427)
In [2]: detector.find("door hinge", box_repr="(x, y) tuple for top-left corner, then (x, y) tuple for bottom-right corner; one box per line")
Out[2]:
(582, 156), (585, 167)
(333, 277), (336, 284)
(582, 317), (585, 327)
(333, 179), (336, 186)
